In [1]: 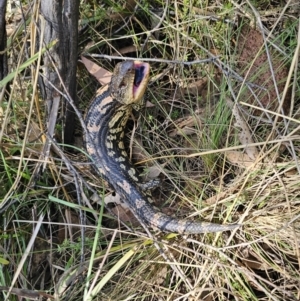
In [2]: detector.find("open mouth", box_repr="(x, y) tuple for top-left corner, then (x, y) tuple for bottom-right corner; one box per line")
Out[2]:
(133, 62), (150, 98)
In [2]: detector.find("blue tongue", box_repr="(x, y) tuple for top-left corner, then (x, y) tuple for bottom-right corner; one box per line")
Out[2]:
(134, 66), (145, 86)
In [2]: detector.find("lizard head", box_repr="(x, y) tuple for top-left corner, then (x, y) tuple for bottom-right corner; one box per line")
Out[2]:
(109, 61), (150, 106)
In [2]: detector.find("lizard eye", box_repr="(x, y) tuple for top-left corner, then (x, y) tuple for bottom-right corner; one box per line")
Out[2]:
(119, 80), (126, 88)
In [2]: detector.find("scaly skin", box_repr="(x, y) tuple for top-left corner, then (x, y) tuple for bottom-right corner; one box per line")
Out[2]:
(85, 60), (239, 234)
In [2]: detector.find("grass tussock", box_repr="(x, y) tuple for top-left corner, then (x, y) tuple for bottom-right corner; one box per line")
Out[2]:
(0, 0), (300, 300)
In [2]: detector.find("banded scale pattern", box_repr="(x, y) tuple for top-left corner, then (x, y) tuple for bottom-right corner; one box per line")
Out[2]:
(85, 61), (239, 234)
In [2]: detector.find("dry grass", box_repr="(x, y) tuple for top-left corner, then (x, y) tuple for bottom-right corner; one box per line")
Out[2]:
(0, 0), (300, 300)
